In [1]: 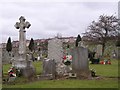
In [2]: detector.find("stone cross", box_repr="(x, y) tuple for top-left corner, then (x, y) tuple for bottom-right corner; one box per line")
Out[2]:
(14, 16), (31, 69)
(15, 16), (31, 55)
(14, 16), (35, 77)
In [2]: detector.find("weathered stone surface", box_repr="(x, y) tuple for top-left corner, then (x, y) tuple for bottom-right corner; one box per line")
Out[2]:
(71, 46), (91, 79)
(13, 16), (35, 77)
(2, 51), (11, 64)
(56, 63), (71, 77)
(48, 38), (63, 64)
(42, 59), (56, 79)
(21, 66), (36, 78)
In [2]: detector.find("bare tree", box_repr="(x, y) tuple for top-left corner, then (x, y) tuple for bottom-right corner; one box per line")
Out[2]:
(83, 14), (119, 56)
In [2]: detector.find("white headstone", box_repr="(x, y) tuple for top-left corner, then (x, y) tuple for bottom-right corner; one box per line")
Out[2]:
(48, 38), (63, 64)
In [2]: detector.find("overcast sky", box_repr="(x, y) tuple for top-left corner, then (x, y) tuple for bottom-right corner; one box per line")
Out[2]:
(0, 0), (119, 43)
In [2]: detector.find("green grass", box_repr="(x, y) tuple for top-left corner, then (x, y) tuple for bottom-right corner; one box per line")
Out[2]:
(2, 60), (119, 88)
(3, 79), (118, 88)
(32, 61), (43, 75)
(89, 60), (118, 77)
(3, 64), (11, 76)
(3, 61), (43, 76)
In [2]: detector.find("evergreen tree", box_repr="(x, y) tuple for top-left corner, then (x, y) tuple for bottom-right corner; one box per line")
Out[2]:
(75, 34), (81, 47)
(6, 37), (12, 52)
(28, 38), (35, 52)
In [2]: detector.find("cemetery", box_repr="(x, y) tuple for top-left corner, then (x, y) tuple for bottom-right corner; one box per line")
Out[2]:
(1, 15), (119, 88)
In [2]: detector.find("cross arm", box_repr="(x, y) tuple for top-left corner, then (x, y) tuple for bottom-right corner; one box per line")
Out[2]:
(25, 21), (31, 28)
(14, 22), (20, 29)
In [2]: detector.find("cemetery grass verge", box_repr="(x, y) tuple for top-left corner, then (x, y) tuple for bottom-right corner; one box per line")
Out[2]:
(2, 60), (119, 88)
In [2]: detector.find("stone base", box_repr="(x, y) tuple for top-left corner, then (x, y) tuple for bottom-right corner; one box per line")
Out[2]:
(73, 70), (92, 79)
(21, 66), (36, 78)
(13, 60), (36, 78)
(42, 59), (56, 77)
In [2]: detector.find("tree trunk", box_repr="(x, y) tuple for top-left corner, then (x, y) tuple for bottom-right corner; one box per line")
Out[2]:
(102, 43), (105, 57)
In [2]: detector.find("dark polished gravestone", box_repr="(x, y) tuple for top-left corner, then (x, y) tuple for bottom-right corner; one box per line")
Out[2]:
(71, 46), (91, 79)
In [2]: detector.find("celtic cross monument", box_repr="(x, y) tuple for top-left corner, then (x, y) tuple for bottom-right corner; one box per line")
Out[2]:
(15, 16), (31, 57)
(15, 16), (31, 55)
(14, 16), (31, 68)
(14, 16), (35, 77)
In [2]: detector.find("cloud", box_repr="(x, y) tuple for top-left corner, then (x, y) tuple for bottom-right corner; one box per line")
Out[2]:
(0, 2), (118, 43)
(0, 0), (119, 2)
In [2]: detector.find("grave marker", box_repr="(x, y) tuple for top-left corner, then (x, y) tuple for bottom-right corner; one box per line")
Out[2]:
(71, 46), (91, 79)
(14, 16), (35, 77)
(48, 38), (63, 64)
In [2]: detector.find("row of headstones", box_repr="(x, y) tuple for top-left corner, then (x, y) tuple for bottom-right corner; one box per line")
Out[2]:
(5, 38), (90, 79)
(42, 38), (91, 79)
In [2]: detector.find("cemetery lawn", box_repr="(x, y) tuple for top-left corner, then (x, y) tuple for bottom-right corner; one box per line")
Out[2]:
(2, 60), (119, 88)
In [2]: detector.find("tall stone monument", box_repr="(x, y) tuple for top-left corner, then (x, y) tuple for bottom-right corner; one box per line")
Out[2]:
(47, 38), (68, 77)
(14, 16), (35, 77)
(48, 38), (63, 64)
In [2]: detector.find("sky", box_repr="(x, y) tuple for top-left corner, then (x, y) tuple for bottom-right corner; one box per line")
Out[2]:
(0, 0), (119, 43)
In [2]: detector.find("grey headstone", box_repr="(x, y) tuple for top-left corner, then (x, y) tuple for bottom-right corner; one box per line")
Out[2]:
(48, 38), (63, 64)
(21, 66), (36, 78)
(71, 46), (91, 79)
(42, 59), (56, 78)
(96, 45), (102, 57)
(2, 51), (11, 64)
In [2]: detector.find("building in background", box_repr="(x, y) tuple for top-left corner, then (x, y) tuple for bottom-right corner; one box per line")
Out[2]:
(1, 36), (77, 63)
